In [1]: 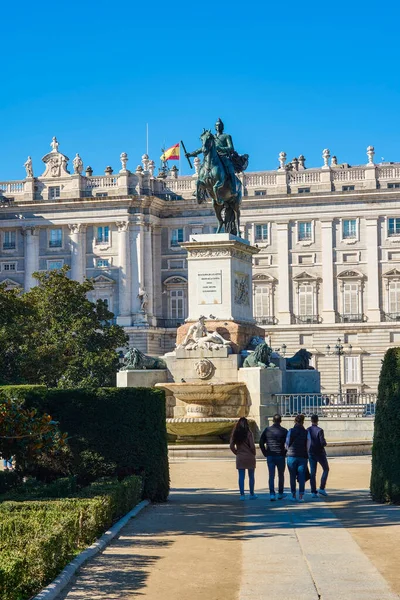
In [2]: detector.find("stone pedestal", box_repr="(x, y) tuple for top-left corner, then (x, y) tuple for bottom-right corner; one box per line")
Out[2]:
(238, 367), (283, 433)
(117, 369), (168, 388)
(182, 234), (259, 324)
(284, 370), (321, 394)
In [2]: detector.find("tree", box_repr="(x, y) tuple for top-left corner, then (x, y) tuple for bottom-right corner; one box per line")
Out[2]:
(0, 284), (32, 384)
(19, 267), (128, 388)
(370, 347), (400, 503)
(0, 267), (127, 388)
(0, 397), (67, 468)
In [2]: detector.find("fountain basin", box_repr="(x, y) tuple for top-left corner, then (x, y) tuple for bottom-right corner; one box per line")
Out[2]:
(156, 381), (248, 419)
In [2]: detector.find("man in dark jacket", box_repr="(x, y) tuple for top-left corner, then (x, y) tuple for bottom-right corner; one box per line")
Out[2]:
(307, 414), (329, 498)
(259, 414), (287, 501)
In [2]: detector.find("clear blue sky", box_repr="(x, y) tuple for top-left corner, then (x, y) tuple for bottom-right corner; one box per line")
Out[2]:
(2, 0), (400, 179)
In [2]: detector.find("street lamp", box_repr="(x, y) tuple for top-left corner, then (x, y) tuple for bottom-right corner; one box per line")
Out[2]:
(326, 337), (352, 401)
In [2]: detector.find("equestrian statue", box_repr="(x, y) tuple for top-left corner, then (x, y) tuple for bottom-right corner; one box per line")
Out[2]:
(184, 118), (249, 236)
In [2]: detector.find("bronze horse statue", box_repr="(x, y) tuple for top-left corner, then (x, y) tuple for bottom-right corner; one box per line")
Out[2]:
(195, 130), (242, 236)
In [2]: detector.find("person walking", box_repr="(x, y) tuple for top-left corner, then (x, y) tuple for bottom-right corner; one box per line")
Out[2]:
(259, 414), (287, 501)
(308, 414), (329, 498)
(230, 417), (257, 501)
(285, 414), (310, 503)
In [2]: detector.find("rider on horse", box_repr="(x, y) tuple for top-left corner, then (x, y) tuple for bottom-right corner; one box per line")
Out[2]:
(186, 118), (245, 200)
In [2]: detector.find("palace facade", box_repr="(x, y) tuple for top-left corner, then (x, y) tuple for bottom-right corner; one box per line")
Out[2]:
(1, 140), (399, 394)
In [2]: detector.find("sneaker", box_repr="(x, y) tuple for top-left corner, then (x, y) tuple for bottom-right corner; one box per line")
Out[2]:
(270, 493), (276, 501)
(290, 495), (297, 502)
(249, 494), (258, 500)
(318, 489), (328, 497)
(240, 495), (246, 501)
(277, 493), (287, 500)
(311, 492), (319, 498)
(298, 495), (305, 503)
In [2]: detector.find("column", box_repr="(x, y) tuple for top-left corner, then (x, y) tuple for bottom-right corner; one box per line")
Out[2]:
(143, 223), (154, 316)
(130, 222), (144, 319)
(116, 221), (131, 326)
(321, 219), (336, 323)
(68, 224), (86, 283)
(366, 218), (381, 322)
(276, 222), (291, 324)
(23, 226), (40, 291)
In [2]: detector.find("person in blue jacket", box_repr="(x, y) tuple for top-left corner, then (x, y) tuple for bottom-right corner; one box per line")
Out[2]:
(307, 414), (329, 498)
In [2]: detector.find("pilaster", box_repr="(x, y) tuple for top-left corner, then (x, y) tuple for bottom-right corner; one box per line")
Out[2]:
(23, 226), (40, 291)
(276, 222), (291, 324)
(321, 220), (336, 323)
(365, 218), (381, 322)
(116, 221), (132, 326)
(68, 223), (86, 282)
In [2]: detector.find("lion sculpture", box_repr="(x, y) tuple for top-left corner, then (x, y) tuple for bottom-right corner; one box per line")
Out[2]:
(121, 347), (167, 371)
(286, 349), (314, 370)
(243, 342), (275, 369)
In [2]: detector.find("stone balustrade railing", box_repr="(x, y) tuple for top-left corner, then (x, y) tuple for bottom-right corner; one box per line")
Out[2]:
(1, 162), (400, 203)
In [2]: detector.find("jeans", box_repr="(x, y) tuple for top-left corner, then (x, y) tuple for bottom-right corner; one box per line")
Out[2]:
(309, 453), (330, 493)
(266, 455), (285, 494)
(238, 468), (255, 495)
(286, 457), (307, 495)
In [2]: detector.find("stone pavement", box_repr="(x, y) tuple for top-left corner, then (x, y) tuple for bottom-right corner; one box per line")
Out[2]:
(58, 457), (400, 600)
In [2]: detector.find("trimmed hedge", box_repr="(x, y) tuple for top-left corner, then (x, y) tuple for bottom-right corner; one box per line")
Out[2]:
(0, 386), (169, 502)
(370, 348), (400, 503)
(0, 476), (142, 600)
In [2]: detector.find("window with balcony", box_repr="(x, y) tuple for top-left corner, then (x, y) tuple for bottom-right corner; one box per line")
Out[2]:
(171, 228), (184, 248)
(298, 221), (312, 241)
(96, 226), (110, 244)
(170, 289), (185, 319)
(298, 284), (314, 317)
(388, 218), (400, 237)
(49, 228), (62, 248)
(255, 224), (268, 242)
(254, 285), (272, 324)
(3, 230), (16, 250)
(388, 280), (400, 317)
(49, 186), (61, 199)
(343, 219), (357, 240)
(47, 260), (64, 270)
(344, 356), (360, 384)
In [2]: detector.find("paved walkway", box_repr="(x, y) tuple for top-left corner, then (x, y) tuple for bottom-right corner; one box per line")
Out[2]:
(58, 457), (400, 600)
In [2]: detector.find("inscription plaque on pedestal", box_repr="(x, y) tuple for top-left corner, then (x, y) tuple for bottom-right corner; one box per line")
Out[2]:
(198, 271), (222, 305)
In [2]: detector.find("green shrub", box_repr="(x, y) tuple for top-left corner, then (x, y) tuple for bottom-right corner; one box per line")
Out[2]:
(0, 471), (20, 496)
(0, 476), (142, 600)
(0, 386), (169, 502)
(371, 347), (400, 502)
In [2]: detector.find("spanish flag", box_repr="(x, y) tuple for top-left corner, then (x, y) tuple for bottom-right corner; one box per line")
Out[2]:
(160, 143), (180, 161)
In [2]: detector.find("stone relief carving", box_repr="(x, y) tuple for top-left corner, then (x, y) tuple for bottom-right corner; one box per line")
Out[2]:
(234, 273), (250, 306)
(195, 358), (215, 379)
(41, 137), (70, 178)
(188, 249), (230, 258)
(178, 316), (231, 351)
(68, 223), (86, 234)
(115, 221), (129, 232)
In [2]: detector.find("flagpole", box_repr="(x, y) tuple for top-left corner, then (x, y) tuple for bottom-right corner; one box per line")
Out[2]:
(179, 142), (182, 176)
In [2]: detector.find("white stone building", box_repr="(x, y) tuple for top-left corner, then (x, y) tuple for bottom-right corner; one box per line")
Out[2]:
(1, 139), (400, 394)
